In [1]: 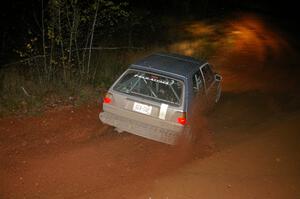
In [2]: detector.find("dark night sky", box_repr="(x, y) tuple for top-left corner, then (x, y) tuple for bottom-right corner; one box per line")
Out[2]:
(0, 0), (298, 64)
(1, 0), (298, 29)
(1, 0), (298, 34)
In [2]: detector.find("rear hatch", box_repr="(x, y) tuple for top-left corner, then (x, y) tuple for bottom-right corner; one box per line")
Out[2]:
(105, 69), (186, 126)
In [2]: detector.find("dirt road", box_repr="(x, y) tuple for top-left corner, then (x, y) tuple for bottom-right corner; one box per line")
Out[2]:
(1, 13), (300, 198)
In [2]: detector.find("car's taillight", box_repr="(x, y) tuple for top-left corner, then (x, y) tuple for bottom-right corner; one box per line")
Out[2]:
(177, 112), (187, 125)
(103, 93), (112, 104)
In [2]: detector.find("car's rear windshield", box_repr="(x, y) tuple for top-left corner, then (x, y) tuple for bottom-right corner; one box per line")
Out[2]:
(113, 69), (183, 106)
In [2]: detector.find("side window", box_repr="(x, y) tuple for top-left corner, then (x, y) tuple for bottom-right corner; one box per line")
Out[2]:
(201, 64), (214, 88)
(192, 70), (203, 95)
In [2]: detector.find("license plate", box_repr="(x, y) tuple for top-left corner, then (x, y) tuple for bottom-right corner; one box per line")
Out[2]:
(133, 102), (152, 115)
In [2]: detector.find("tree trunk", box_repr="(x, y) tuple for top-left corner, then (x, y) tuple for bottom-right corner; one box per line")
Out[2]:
(87, 0), (99, 81)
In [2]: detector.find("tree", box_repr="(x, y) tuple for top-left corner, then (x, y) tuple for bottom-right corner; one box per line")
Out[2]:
(18, 0), (130, 86)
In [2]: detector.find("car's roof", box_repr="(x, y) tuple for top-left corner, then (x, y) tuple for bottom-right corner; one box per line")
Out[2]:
(129, 52), (207, 79)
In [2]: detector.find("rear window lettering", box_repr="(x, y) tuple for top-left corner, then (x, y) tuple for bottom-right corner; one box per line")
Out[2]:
(134, 74), (175, 86)
(113, 70), (183, 106)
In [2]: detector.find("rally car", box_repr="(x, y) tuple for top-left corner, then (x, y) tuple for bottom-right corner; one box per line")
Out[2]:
(99, 52), (222, 144)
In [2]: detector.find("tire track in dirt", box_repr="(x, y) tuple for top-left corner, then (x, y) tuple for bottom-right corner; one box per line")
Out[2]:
(0, 103), (213, 198)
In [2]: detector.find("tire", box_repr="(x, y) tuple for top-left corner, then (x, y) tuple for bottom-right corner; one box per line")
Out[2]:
(182, 125), (196, 144)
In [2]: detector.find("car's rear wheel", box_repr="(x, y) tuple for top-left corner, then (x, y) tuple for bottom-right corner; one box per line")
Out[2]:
(181, 125), (197, 144)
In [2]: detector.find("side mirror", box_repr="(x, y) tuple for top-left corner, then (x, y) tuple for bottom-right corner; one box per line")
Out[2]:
(215, 73), (222, 82)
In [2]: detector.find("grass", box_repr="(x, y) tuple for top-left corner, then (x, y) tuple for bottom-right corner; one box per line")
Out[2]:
(0, 49), (155, 117)
(0, 17), (227, 117)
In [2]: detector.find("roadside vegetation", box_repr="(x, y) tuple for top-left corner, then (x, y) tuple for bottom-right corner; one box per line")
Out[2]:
(0, 0), (225, 116)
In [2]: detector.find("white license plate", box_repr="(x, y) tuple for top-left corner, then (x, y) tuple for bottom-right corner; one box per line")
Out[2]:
(133, 102), (152, 115)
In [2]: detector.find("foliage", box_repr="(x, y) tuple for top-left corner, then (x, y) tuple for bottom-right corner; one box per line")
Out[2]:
(0, 50), (144, 116)
(15, 0), (130, 86)
(0, 0), (223, 116)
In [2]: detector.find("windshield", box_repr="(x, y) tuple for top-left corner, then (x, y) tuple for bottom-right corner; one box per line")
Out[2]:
(113, 69), (183, 106)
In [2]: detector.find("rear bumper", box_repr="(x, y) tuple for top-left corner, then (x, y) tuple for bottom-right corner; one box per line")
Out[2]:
(99, 109), (183, 145)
